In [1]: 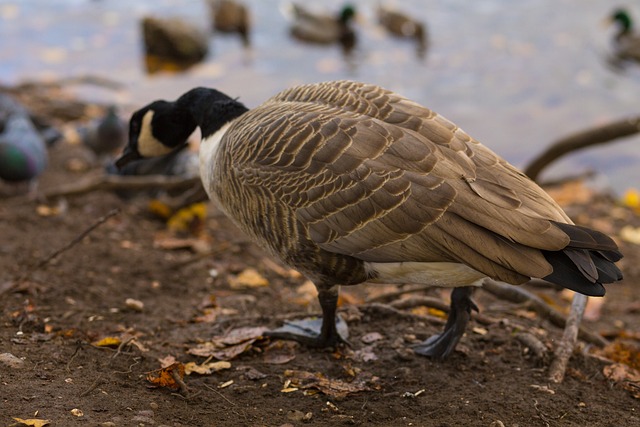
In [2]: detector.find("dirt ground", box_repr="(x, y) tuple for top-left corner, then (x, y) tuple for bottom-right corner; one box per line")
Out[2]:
(1, 92), (639, 427)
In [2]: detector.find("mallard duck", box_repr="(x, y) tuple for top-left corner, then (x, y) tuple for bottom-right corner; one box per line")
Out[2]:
(141, 16), (209, 69)
(208, 0), (250, 47)
(0, 113), (47, 188)
(115, 80), (623, 359)
(287, 3), (357, 51)
(377, 5), (427, 57)
(609, 8), (640, 62)
(81, 106), (127, 159)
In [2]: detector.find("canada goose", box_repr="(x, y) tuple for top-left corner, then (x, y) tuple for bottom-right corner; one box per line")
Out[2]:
(287, 3), (357, 52)
(377, 5), (427, 57)
(208, 0), (251, 47)
(609, 8), (640, 62)
(115, 80), (623, 359)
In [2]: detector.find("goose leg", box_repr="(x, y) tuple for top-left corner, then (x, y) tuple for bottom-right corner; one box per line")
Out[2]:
(265, 286), (349, 348)
(413, 286), (478, 359)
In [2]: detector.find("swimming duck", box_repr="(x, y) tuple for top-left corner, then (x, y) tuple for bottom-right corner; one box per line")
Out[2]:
(81, 106), (127, 159)
(208, 0), (251, 47)
(0, 113), (47, 189)
(377, 5), (427, 57)
(287, 3), (357, 51)
(609, 8), (640, 62)
(141, 16), (209, 72)
(115, 80), (623, 359)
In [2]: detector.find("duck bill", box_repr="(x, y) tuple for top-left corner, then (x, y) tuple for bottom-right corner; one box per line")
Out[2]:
(115, 146), (142, 169)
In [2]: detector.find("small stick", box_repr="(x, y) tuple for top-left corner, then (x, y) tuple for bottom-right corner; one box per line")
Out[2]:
(79, 376), (103, 397)
(170, 367), (190, 396)
(203, 383), (237, 406)
(16, 208), (120, 283)
(548, 293), (588, 383)
(515, 332), (549, 362)
(482, 279), (607, 347)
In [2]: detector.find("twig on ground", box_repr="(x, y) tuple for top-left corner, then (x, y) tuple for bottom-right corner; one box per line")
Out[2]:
(79, 376), (103, 397)
(482, 279), (607, 347)
(387, 295), (497, 326)
(29, 173), (201, 201)
(66, 341), (83, 372)
(170, 367), (190, 396)
(111, 336), (136, 360)
(16, 208), (120, 285)
(548, 293), (588, 383)
(203, 383), (237, 406)
(365, 284), (431, 303)
(515, 332), (549, 363)
(359, 302), (446, 325)
(524, 116), (640, 182)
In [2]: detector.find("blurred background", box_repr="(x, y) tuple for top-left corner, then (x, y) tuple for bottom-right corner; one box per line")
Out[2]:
(1, 0), (638, 193)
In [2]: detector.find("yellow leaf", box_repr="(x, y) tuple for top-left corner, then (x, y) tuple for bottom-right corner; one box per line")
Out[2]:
(228, 268), (269, 289)
(148, 199), (173, 219)
(622, 188), (640, 210)
(12, 418), (51, 427)
(92, 337), (122, 347)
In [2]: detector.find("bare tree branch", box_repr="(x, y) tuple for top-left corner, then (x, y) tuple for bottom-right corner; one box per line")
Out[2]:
(524, 116), (640, 182)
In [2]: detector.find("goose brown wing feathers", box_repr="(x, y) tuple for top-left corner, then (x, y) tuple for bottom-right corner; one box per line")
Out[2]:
(224, 81), (575, 283)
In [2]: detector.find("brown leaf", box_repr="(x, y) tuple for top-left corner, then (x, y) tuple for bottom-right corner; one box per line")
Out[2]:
(146, 362), (185, 390)
(284, 369), (376, 398)
(184, 360), (231, 375)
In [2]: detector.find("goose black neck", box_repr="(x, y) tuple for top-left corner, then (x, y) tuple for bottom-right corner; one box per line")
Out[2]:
(176, 87), (249, 138)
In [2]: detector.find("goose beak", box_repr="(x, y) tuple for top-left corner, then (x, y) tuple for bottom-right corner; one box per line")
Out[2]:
(115, 146), (141, 169)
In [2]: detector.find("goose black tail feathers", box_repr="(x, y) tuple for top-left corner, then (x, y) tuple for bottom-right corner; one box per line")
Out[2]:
(541, 221), (623, 297)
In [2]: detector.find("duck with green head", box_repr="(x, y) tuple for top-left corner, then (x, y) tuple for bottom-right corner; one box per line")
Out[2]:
(609, 8), (640, 62)
(288, 3), (357, 52)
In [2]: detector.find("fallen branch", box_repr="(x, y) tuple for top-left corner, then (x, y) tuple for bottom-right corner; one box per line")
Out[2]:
(524, 116), (640, 182)
(387, 295), (497, 326)
(548, 293), (587, 383)
(15, 208), (120, 284)
(359, 302), (445, 325)
(482, 279), (607, 347)
(21, 173), (201, 201)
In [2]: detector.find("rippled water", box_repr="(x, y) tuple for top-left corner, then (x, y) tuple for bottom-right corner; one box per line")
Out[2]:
(1, 0), (638, 193)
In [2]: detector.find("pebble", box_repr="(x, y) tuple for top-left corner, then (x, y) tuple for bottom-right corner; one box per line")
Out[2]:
(0, 352), (24, 369)
(125, 298), (144, 312)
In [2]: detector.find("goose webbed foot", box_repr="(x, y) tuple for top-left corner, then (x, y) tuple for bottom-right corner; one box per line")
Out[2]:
(413, 287), (478, 359)
(265, 286), (350, 348)
(265, 315), (350, 348)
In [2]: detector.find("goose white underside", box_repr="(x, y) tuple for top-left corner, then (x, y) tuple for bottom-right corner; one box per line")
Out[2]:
(199, 122), (232, 198)
(365, 261), (487, 288)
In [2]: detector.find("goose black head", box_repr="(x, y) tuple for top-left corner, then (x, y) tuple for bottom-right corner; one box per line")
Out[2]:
(115, 100), (196, 169)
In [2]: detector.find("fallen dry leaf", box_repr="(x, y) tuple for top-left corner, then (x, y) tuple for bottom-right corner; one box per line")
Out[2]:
(12, 418), (50, 427)
(187, 326), (268, 360)
(620, 226), (640, 245)
(146, 362), (185, 390)
(184, 360), (231, 375)
(284, 369), (376, 398)
(228, 268), (269, 289)
(603, 363), (640, 399)
(158, 355), (178, 367)
(598, 341), (640, 370)
(92, 337), (122, 348)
